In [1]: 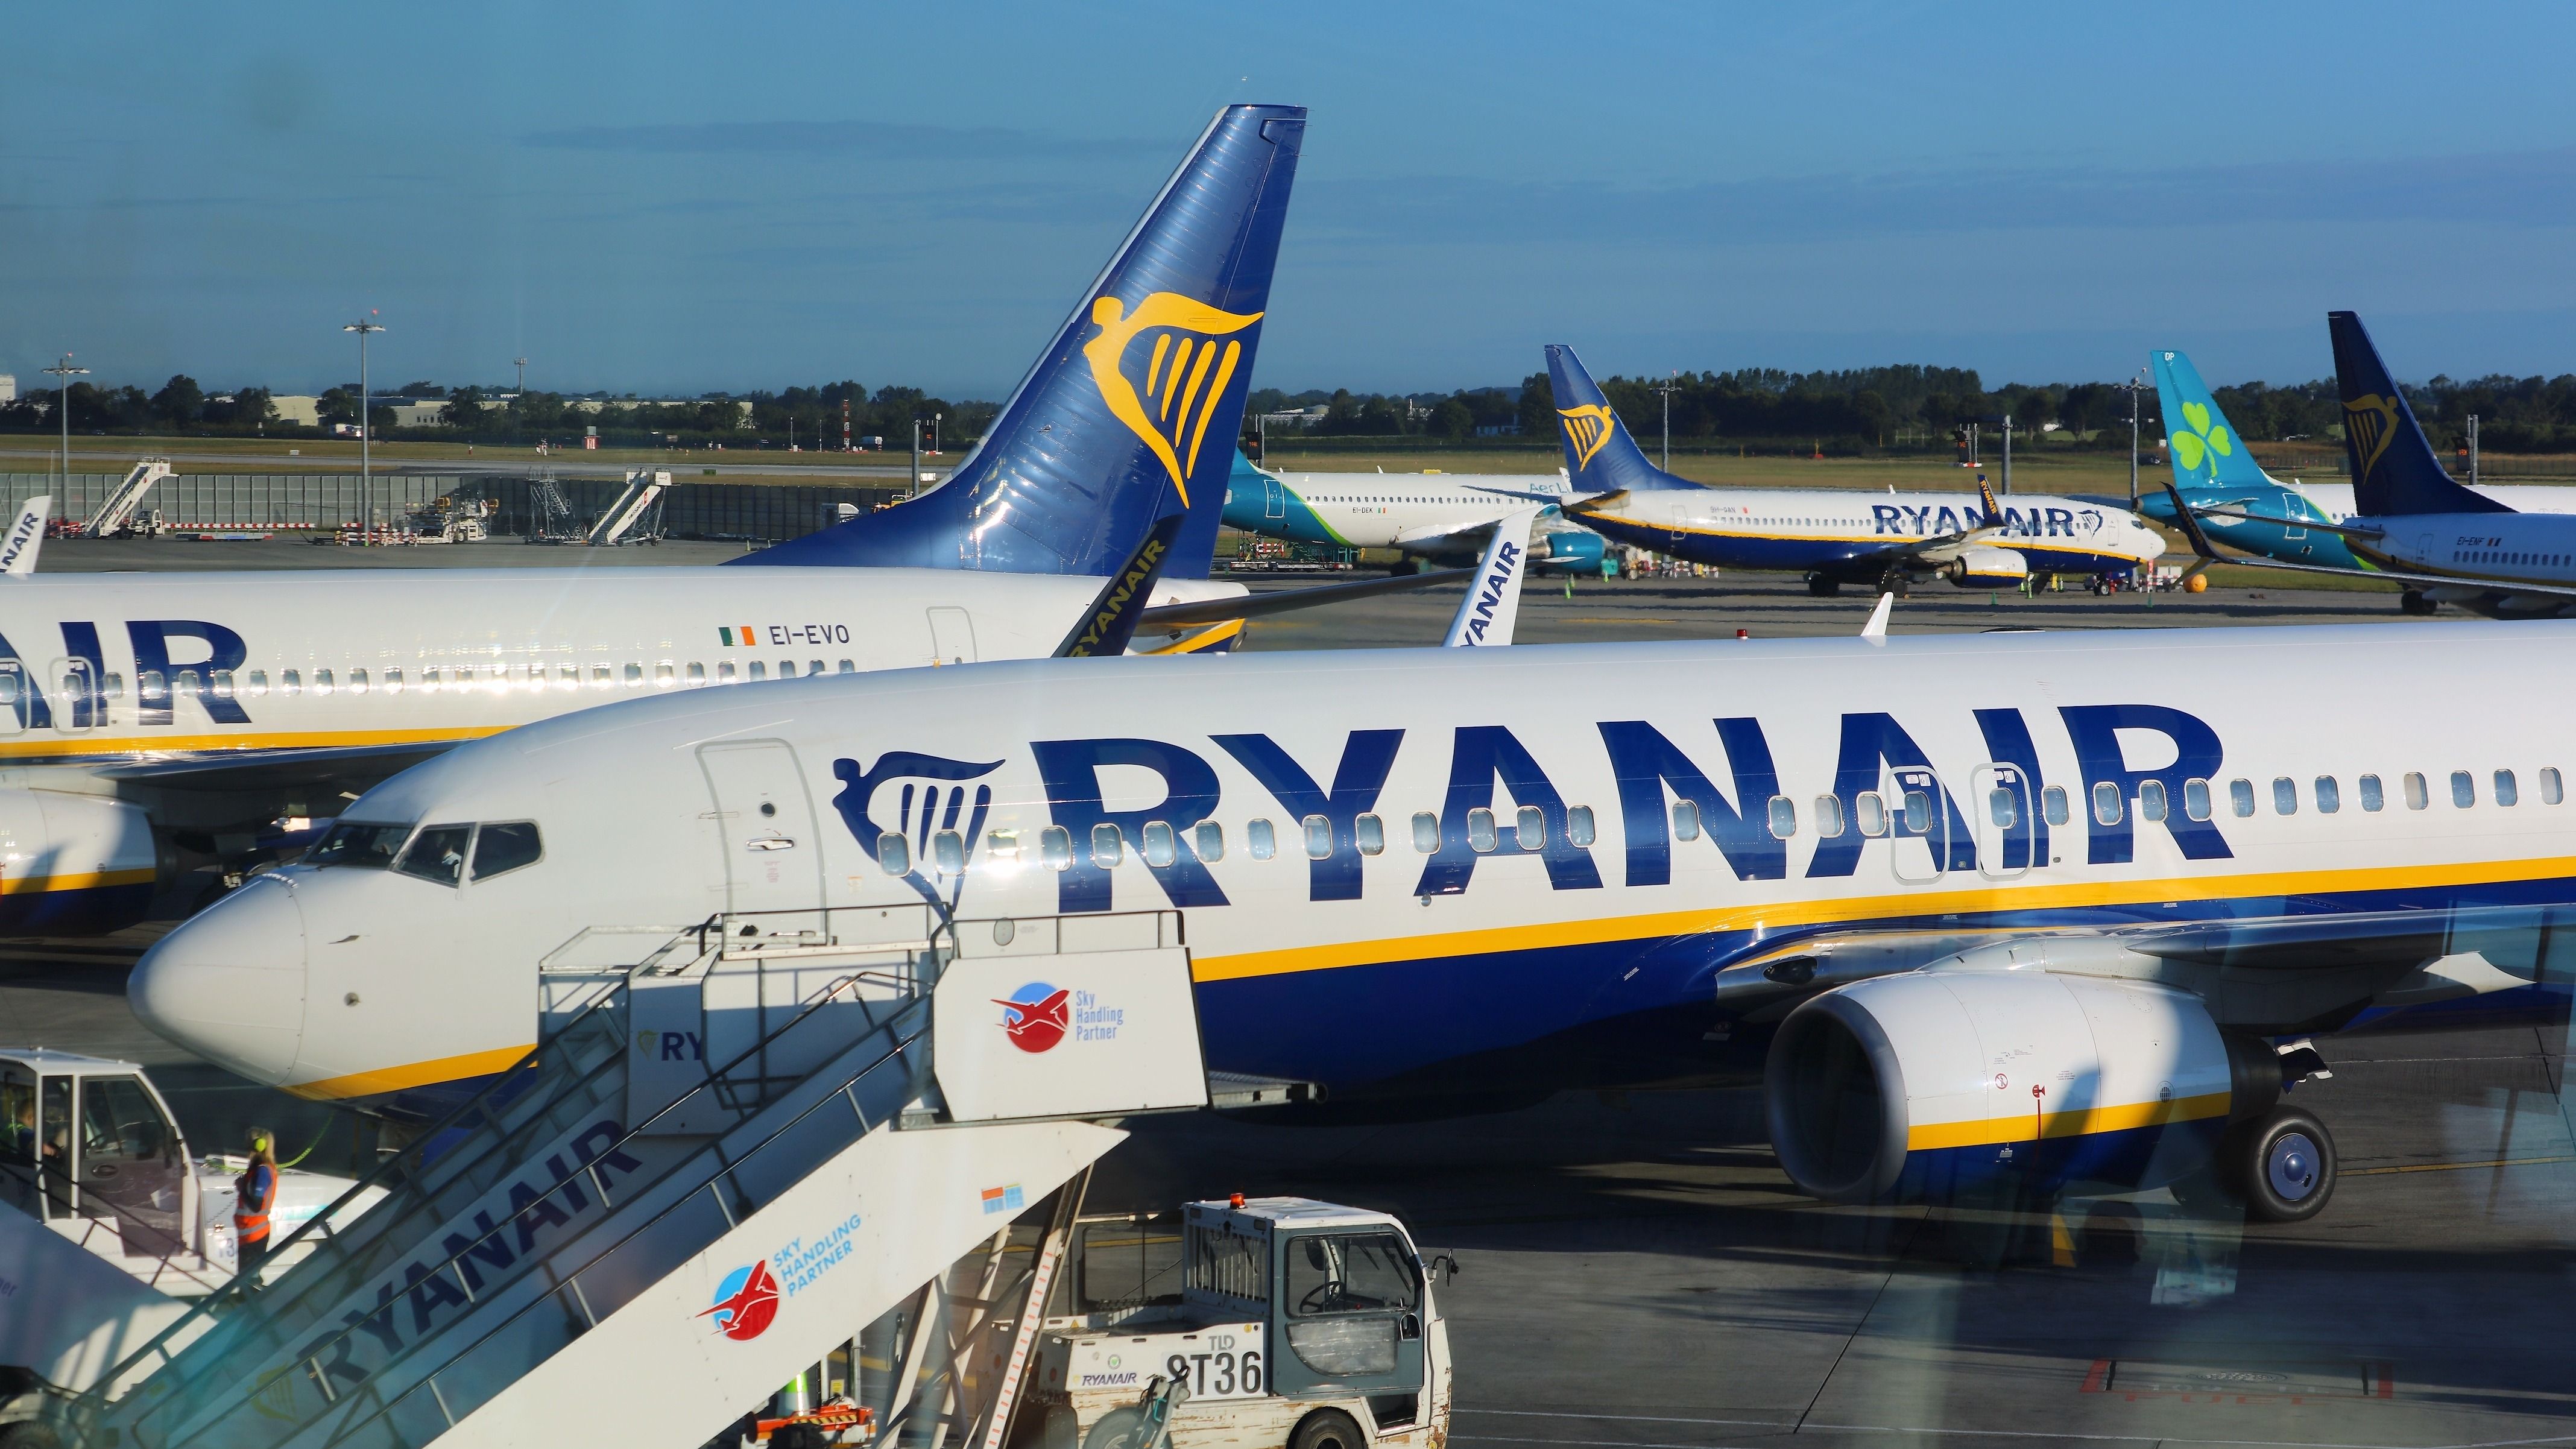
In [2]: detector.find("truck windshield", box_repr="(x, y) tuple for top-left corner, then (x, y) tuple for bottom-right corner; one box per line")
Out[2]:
(1286, 1231), (1418, 1316)
(308, 820), (413, 868)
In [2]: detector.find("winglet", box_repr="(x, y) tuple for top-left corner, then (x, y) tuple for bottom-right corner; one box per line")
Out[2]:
(2329, 311), (2510, 517)
(1972, 473), (2004, 529)
(1053, 513), (1187, 657)
(1444, 507), (1541, 647)
(0, 496), (50, 576)
(1860, 590), (1894, 640)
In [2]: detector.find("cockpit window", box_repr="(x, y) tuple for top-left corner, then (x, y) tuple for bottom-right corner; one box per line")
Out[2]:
(472, 821), (543, 880)
(308, 821), (413, 869)
(394, 825), (474, 886)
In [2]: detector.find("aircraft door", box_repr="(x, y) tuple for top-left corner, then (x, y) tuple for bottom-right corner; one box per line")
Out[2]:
(1888, 766), (1950, 885)
(697, 739), (827, 922)
(0, 660), (27, 736)
(926, 607), (977, 666)
(1969, 763), (2033, 880)
(1263, 475), (1286, 520)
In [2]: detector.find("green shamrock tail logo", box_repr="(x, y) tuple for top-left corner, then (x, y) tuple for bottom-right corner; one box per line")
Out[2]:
(2171, 400), (2233, 475)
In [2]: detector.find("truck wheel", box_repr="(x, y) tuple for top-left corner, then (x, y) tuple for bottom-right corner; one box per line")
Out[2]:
(1290, 1408), (1368, 1449)
(2237, 1106), (2336, 1223)
(1084, 1408), (1149, 1449)
(0, 1422), (66, 1449)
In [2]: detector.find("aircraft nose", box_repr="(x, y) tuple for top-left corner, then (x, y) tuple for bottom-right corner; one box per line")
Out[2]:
(129, 875), (309, 1085)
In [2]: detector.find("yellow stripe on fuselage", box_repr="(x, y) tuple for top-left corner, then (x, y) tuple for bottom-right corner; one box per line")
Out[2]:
(1905, 1090), (2232, 1152)
(0, 725), (514, 763)
(1187, 851), (2576, 982)
(283, 1043), (536, 1102)
(0, 867), (157, 895)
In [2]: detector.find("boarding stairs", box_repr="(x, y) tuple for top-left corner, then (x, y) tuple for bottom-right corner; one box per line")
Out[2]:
(587, 469), (674, 546)
(84, 459), (174, 538)
(61, 903), (1206, 1449)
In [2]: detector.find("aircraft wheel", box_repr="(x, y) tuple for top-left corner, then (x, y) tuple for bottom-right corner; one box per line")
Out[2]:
(2235, 1106), (2337, 1223)
(1806, 573), (1840, 598)
(1878, 569), (1908, 598)
(2400, 589), (2437, 616)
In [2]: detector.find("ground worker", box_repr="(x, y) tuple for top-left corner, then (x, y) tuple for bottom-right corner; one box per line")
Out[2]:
(234, 1126), (280, 1273)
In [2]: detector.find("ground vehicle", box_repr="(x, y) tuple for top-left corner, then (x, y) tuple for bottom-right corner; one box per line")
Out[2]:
(1029, 1198), (1451, 1449)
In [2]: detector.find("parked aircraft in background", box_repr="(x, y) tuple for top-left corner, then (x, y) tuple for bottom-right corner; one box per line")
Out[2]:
(2167, 313), (2576, 618)
(0, 103), (1315, 936)
(1221, 456), (1611, 575)
(140, 613), (2571, 1226)
(1544, 347), (2166, 593)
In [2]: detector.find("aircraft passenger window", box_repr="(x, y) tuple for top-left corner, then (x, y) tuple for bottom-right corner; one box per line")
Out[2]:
(777, 661), (797, 678)
(174, 670), (201, 699)
(1466, 808), (1498, 854)
(1247, 819), (1277, 860)
(838, 660), (856, 674)
(1808, 795), (1846, 838)
(590, 664), (611, 688)
(2041, 786), (2068, 828)
(2229, 778), (2255, 817)
(211, 670), (235, 699)
(2359, 774), (2385, 811)
(1141, 821), (1178, 868)
(2271, 777), (2297, 815)
(1670, 800), (1702, 841)
(876, 833), (912, 876)
(717, 661), (736, 683)
(2315, 776), (2341, 814)
(933, 829), (967, 875)
(1040, 826), (1073, 871)
(1902, 790), (1933, 834)
(2451, 771), (2476, 808)
(1513, 805), (1545, 850)
(247, 670), (268, 697)
(623, 663), (643, 687)
(1411, 812), (1441, 853)
(655, 663), (675, 687)
(2404, 772), (2429, 809)
(2183, 778), (2211, 822)
(1356, 813), (1386, 856)
(986, 829), (1020, 862)
(2138, 780), (2168, 823)
(394, 824), (473, 886)
(1298, 815), (1334, 860)
(421, 668), (443, 692)
(1766, 796), (1797, 840)
(138, 670), (166, 704)
(686, 663), (706, 686)
(2092, 781), (2123, 827)
(282, 669), (301, 696)
(2543, 767), (2564, 804)
(808, 660), (826, 677)
(1988, 788), (2018, 829)
(1854, 792), (1887, 837)
(1567, 806), (1597, 847)
(349, 668), (371, 695)
(308, 819), (412, 870)
(1193, 821), (1225, 862)
(746, 662), (766, 681)
(469, 822), (542, 880)
(313, 669), (334, 696)
(1090, 823), (1125, 868)
(2495, 769), (2519, 807)
(391, 668), (409, 694)
(105, 672), (123, 699)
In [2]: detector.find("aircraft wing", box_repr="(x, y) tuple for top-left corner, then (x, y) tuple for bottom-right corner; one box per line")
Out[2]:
(1137, 567), (1471, 628)
(92, 740), (471, 793)
(1390, 517), (1511, 554)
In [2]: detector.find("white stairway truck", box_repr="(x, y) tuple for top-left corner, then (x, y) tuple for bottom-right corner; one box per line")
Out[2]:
(33, 902), (1209, 1449)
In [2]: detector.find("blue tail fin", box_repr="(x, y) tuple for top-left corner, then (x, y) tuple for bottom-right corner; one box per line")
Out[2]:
(1544, 345), (1698, 493)
(739, 104), (1306, 575)
(2329, 311), (2508, 517)
(2151, 349), (2273, 493)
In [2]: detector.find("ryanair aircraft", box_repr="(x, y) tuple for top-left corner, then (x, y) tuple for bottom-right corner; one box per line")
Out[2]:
(1545, 346), (2168, 594)
(0, 103), (1309, 936)
(138, 617), (2570, 1223)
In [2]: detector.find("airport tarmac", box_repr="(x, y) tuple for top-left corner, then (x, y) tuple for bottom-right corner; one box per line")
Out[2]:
(5, 535), (2562, 1449)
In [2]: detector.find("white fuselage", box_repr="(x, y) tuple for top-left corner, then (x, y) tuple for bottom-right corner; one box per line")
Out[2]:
(1235, 472), (1571, 554)
(134, 622), (2576, 1113)
(1582, 486), (2167, 575)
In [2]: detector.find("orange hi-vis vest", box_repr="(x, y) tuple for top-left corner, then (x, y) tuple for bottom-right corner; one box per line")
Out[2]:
(235, 1163), (278, 1244)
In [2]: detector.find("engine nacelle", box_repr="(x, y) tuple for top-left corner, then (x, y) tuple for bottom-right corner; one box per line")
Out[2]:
(0, 788), (160, 935)
(1536, 531), (1607, 575)
(1943, 546), (2028, 587)
(1765, 966), (2279, 1202)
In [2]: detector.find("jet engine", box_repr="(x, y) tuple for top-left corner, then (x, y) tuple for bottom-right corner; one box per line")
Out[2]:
(1943, 546), (2028, 587)
(0, 788), (162, 935)
(1764, 965), (2283, 1205)
(1536, 531), (1606, 575)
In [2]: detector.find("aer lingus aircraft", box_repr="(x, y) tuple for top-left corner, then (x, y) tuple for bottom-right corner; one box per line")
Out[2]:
(1222, 458), (1614, 576)
(1545, 346), (2167, 594)
(0, 103), (1325, 937)
(137, 611), (2571, 1223)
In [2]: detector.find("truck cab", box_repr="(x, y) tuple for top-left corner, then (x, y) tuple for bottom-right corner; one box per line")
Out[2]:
(0, 1048), (225, 1296)
(1032, 1197), (1451, 1449)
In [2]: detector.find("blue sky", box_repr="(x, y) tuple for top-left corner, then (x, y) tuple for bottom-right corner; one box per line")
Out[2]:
(8, 1), (2576, 399)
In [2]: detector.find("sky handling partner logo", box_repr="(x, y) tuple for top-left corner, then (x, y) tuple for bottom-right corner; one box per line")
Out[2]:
(699, 1260), (781, 1341)
(996, 982), (1071, 1053)
(1558, 405), (1617, 470)
(1083, 291), (1263, 507)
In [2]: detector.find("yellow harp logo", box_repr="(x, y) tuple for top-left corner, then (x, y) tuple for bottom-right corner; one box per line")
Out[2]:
(2344, 393), (2400, 483)
(1558, 405), (1617, 470)
(1083, 292), (1263, 508)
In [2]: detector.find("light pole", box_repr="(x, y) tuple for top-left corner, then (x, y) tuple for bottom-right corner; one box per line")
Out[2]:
(344, 317), (385, 538)
(2467, 412), (2480, 487)
(2124, 368), (2147, 507)
(2001, 413), (2013, 495)
(42, 353), (87, 497)
(514, 356), (528, 394)
(1651, 372), (1680, 470)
